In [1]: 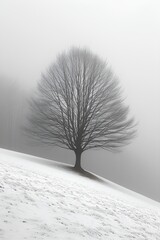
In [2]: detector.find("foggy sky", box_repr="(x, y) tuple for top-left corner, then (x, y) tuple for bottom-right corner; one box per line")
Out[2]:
(0, 0), (160, 202)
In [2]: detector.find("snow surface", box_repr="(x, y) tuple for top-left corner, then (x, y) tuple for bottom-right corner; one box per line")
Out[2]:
(0, 148), (160, 240)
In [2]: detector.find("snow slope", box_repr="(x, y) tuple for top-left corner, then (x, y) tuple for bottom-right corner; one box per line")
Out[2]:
(0, 148), (160, 240)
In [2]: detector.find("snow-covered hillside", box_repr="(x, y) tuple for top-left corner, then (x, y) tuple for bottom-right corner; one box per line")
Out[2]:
(0, 148), (160, 240)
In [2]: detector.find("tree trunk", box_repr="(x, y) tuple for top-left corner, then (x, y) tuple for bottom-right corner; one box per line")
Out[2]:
(74, 151), (82, 171)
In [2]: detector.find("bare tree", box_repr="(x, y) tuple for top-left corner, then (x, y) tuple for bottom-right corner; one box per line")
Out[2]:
(25, 48), (136, 171)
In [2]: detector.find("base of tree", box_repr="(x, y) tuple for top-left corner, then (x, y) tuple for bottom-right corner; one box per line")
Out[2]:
(73, 165), (84, 173)
(72, 166), (104, 183)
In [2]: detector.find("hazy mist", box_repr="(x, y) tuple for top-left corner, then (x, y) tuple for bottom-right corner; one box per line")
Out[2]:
(0, 0), (160, 202)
